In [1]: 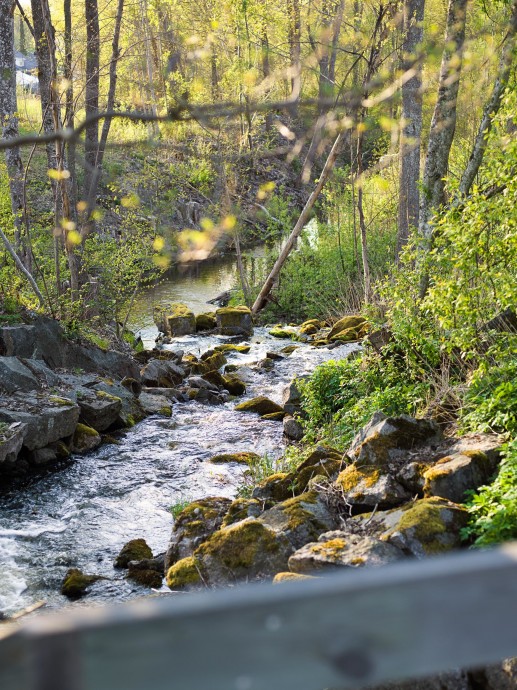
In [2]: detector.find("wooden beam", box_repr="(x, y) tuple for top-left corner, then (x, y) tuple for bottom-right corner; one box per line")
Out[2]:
(2, 544), (517, 690)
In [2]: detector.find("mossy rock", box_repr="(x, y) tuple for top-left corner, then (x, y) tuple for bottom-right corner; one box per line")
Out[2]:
(115, 538), (153, 568)
(194, 519), (292, 584)
(72, 423), (101, 454)
(269, 327), (298, 339)
(203, 370), (226, 388)
(208, 452), (260, 465)
(273, 572), (316, 584)
(222, 375), (246, 396)
(327, 315), (367, 340)
(61, 568), (101, 599)
(423, 451), (496, 503)
(154, 303), (196, 337)
(195, 312), (217, 331)
(126, 568), (163, 588)
(350, 497), (469, 558)
(166, 556), (204, 590)
(293, 453), (345, 494)
(281, 345), (300, 354)
(222, 498), (263, 527)
(165, 497), (232, 570)
(252, 472), (295, 504)
(334, 464), (410, 509)
(262, 411), (286, 421)
(201, 351), (227, 371)
(299, 319), (324, 335)
(235, 396), (284, 416)
(214, 344), (251, 354)
(259, 491), (337, 549)
(288, 531), (404, 574)
(216, 306), (253, 336)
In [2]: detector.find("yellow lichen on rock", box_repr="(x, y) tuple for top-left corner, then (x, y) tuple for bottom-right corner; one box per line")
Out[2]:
(166, 556), (203, 589)
(273, 572), (316, 584)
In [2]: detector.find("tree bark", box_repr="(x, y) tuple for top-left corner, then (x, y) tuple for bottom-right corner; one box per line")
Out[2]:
(0, 0), (26, 257)
(418, 0), (468, 242)
(459, 0), (517, 197)
(64, 0), (77, 210)
(418, 0), (468, 298)
(396, 0), (425, 258)
(251, 132), (343, 315)
(84, 0), (100, 205)
(287, 0), (301, 113)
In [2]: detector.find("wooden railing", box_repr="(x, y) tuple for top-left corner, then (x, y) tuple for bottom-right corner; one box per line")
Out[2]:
(2, 543), (517, 690)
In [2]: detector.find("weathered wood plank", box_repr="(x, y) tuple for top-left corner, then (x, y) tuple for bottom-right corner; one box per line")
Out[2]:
(1, 544), (517, 690)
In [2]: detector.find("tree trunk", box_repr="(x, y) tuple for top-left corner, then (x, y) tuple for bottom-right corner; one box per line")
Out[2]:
(418, 0), (468, 297)
(0, 0), (26, 257)
(287, 0), (301, 112)
(64, 0), (77, 210)
(396, 0), (425, 258)
(251, 133), (343, 315)
(459, 0), (517, 197)
(84, 0), (100, 205)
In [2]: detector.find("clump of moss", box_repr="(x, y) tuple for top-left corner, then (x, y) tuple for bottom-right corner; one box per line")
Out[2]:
(214, 344), (251, 354)
(166, 556), (204, 589)
(208, 452), (260, 465)
(196, 520), (281, 571)
(222, 498), (262, 527)
(235, 396), (284, 416)
(336, 465), (381, 493)
(61, 568), (100, 599)
(115, 538), (153, 568)
(49, 395), (75, 407)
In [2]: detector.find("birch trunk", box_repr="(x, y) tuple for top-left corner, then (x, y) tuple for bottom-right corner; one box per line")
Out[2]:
(84, 0), (100, 206)
(459, 0), (517, 197)
(397, 0), (425, 258)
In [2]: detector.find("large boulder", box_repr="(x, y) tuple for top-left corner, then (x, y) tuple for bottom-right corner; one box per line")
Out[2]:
(253, 473), (295, 504)
(164, 497), (232, 571)
(0, 393), (79, 451)
(71, 423), (101, 453)
(115, 538), (153, 568)
(216, 306), (253, 336)
(291, 446), (345, 494)
(288, 531), (404, 574)
(0, 357), (40, 393)
(349, 497), (469, 558)
(77, 389), (122, 432)
(138, 392), (172, 416)
(328, 314), (368, 341)
(334, 464), (411, 510)
(168, 519), (292, 588)
(61, 568), (101, 600)
(349, 412), (442, 467)
(153, 303), (196, 337)
(259, 491), (338, 549)
(195, 312), (217, 332)
(92, 380), (145, 428)
(141, 359), (186, 387)
(423, 450), (499, 503)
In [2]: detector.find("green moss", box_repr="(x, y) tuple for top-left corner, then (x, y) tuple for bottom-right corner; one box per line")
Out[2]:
(214, 344), (251, 354)
(336, 465), (381, 492)
(262, 411), (286, 421)
(158, 406), (172, 416)
(222, 498), (262, 527)
(95, 390), (121, 403)
(196, 520), (280, 570)
(49, 395), (75, 407)
(126, 568), (163, 588)
(216, 305), (251, 316)
(196, 312), (217, 331)
(269, 327), (298, 339)
(395, 498), (452, 554)
(223, 375), (246, 396)
(253, 472), (293, 503)
(294, 456), (344, 493)
(281, 345), (300, 354)
(273, 572), (316, 583)
(208, 452), (260, 465)
(235, 396), (284, 415)
(115, 538), (153, 568)
(126, 414), (136, 427)
(166, 556), (203, 589)
(328, 315), (366, 339)
(280, 491), (319, 529)
(74, 423), (99, 437)
(61, 568), (100, 599)
(310, 538), (347, 558)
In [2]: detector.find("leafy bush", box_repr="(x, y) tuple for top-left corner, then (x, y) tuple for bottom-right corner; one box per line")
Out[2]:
(300, 353), (429, 448)
(462, 439), (517, 547)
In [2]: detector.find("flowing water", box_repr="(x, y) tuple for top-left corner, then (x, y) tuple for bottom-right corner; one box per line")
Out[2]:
(0, 257), (358, 617)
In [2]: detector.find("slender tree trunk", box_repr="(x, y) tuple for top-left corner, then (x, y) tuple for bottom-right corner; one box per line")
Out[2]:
(252, 133), (343, 314)
(261, 22), (273, 133)
(0, 0), (26, 258)
(287, 0), (301, 113)
(459, 0), (517, 197)
(84, 0), (100, 205)
(64, 0), (77, 210)
(396, 0), (425, 258)
(418, 0), (468, 298)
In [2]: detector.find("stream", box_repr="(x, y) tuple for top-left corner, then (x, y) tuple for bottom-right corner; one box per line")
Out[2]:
(0, 257), (357, 616)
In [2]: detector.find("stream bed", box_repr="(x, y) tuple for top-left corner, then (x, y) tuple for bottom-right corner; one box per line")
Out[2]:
(0, 263), (357, 616)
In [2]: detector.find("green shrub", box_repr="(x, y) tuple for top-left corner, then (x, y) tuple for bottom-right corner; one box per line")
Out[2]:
(462, 439), (517, 547)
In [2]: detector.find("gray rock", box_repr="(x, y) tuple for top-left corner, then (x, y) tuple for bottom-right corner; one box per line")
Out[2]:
(349, 413), (442, 467)
(335, 464), (411, 509)
(28, 446), (58, 466)
(259, 491), (337, 550)
(0, 394), (79, 450)
(0, 357), (38, 393)
(288, 531), (404, 574)
(215, 307), (253, 336)
(423, 451), (498, 503)
(187, 376), (219, 392)
(77, 390), (122, 432)
(0, 423), (27, 466)
(0, 325), (38, 358)
(93, 381), (146, 427)
(283, 415), (304, 441)
(139, 392), (172, 416)
(282, 379), (305, 415)
(20, 358), (63, 387)
(141, 359), (185, 387)
(71, 424), (102, 454)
